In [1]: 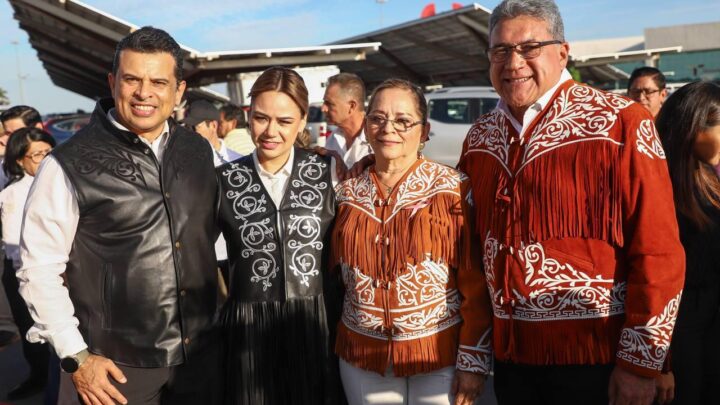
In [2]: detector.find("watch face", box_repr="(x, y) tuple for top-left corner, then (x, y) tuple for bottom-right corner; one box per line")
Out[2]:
(60, 356), (79, 373)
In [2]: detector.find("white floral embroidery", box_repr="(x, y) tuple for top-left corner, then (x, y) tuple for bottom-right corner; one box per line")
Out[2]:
(389, 162), (465, 221)
(464, 110), (511, 173)
(222, 163), (278, 291)
(457, 328), (493, 373)
(635, 119), (666, 160)
(286, 154), (328, 287)
(340, 257), (462, 340)
(335, 170), (378, 221)
(520, 85), (631, 172)
(482, 237), (627, 321)
(617, 291), (682, 371)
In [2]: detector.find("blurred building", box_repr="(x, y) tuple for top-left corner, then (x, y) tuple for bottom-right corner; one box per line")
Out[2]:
(570, 21), (720, 90)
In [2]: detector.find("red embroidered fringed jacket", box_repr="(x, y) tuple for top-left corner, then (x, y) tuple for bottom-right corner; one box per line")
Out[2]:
(331, 159), (493, 377)
(458, 79), (685, 378)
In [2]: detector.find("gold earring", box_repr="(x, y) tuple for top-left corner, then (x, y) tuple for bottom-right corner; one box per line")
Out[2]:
(418, 142), (425, 151)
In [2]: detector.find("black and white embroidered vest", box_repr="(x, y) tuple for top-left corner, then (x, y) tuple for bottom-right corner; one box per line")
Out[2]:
(217, 147), (336, 302)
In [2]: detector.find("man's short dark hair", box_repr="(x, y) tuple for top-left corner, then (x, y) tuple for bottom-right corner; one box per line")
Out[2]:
(220, 104), (247, 128)
(628, 67), (666, 91)
(113, 26), (184, 82)
(0, 105), (42, 128)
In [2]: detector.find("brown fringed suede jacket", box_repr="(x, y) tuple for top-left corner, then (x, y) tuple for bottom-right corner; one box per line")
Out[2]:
(331, 159), (493, 377)
(458, 79), (685, 378)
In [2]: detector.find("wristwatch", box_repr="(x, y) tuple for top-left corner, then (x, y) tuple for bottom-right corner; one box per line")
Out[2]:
(60, 349), (90, 373)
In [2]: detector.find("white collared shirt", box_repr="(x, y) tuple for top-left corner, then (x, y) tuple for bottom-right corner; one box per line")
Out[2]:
(251, 148), (338, 208)
(325, 128), (372, 168)
(17, 113), (172, 358)
(0, 175), (34, 267)
(497, 69), (573, 140)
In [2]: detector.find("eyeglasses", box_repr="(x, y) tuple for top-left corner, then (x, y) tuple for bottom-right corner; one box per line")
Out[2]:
(628, 88), (662, 98)
(24, 149), (52, 163)
(366, 114), (424, 133)
(486, 40), (563, 63)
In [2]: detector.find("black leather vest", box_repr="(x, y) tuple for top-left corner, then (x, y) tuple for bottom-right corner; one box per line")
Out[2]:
(217, 148), (335, 302)
(52, 99), (218, 367)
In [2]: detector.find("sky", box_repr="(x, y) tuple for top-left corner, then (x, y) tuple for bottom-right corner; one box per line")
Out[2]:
(0, 0), (719, 114)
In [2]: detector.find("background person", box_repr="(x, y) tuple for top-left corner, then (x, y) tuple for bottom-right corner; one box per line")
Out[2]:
(0, 126), (54, 401)
(627, 67), (668, 118)
(656, 81), (720, 405)
(0, 106), (50, 401)
(219, 104), (254, 155)
(216, 66), (342, 405)
(458, 1), (685, 404)
(17, 26), (221, 405)
(331, 78), (492, 405)
(322, 72), (372, 168)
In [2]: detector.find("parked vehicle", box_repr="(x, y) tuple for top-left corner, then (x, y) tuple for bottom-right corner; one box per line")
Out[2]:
(44, 113), (90, 144)
(306, 102), (333, 147)
(424, 87), (500, 167)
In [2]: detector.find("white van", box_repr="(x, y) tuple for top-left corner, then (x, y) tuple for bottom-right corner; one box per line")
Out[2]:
(424, 87), (500, 167)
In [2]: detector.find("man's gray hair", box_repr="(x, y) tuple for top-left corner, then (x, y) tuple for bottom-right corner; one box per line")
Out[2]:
(327, 73), (366, 111)
(489, 0), (565, 41)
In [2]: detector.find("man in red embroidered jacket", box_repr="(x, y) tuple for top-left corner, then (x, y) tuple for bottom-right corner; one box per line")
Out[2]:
(457, 1), (685, 404)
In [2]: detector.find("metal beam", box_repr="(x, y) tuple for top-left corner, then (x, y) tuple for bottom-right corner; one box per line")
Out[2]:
(16, 0), (130, 42)
(194, 51), (368, 71)
(29, 39), (110, 75)
(395, 32), (479, 64)
(41, 56), (108, 87)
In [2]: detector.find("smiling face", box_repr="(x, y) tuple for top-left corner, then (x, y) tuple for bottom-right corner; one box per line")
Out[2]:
(365, 88), (429, 165)
(249, 91), (306, 171)
(108, 50), (186, 140)
(489, 15), (569, 121)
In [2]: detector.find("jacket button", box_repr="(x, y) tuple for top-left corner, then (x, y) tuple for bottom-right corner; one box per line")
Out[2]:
(133, 138), (139, 144)
(183, 337), (190, 345)
(144, 149), (150, 154)
(175, 241), (181, 249)
(179, 290), (186, 297)
(164, 192), (170, 198)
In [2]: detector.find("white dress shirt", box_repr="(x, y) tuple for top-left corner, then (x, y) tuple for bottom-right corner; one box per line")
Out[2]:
(211, 139), (243, 261)
(251, 148), (338, 208)
(497, 69), (573, 140)
(17, 112), (170, 359)
(325, 129), (372, 168)
(0, 175), (34, 267)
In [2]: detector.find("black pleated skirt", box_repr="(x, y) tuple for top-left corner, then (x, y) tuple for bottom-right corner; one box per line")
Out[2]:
(220, 295), (344, 405)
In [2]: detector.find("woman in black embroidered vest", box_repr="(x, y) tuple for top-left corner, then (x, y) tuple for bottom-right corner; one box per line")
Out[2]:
(656, 81), (720, 405)
(215, 67), (342, 404)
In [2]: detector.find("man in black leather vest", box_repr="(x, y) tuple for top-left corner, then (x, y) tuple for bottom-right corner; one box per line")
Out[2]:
(17, 27), (220, 405)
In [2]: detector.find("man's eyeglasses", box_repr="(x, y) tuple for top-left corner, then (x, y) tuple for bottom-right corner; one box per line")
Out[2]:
(366, 114), (424, 133)
(486, 40), (563, 63)
(628, 88), (662, 98)
(25, 149), (52, 163)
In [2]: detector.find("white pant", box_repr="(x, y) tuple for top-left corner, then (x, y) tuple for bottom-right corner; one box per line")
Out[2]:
(340, 359), (455, 405)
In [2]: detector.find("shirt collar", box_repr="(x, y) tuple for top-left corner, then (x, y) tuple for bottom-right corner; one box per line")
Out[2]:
(107, 108), (170, 144)
(497, 69), (573, 127)
(252, 147), (294, 178)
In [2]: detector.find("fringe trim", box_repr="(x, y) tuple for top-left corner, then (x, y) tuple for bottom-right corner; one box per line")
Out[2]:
(331, 191), (463, 281)
(335, 323), (460, 377)
(494, 315), (623, 366)
(475, 141), (624, 247)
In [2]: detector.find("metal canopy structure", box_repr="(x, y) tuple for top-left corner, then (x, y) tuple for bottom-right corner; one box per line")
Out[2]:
(331, 3), (632, 89)
(8, 0), (379, 100)
(332, 3), (494, 88)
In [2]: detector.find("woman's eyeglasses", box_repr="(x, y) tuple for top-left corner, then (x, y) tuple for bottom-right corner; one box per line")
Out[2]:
(25, 149), (52, 163)
(366, 115), (424, 133)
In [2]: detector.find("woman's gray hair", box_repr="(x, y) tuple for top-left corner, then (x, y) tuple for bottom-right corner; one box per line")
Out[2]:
(489, 0), (565, 41)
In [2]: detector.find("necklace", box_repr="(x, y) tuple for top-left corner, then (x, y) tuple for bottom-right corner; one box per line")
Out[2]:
(377, 179), (394, 195)
(375, 158), (418, 195)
